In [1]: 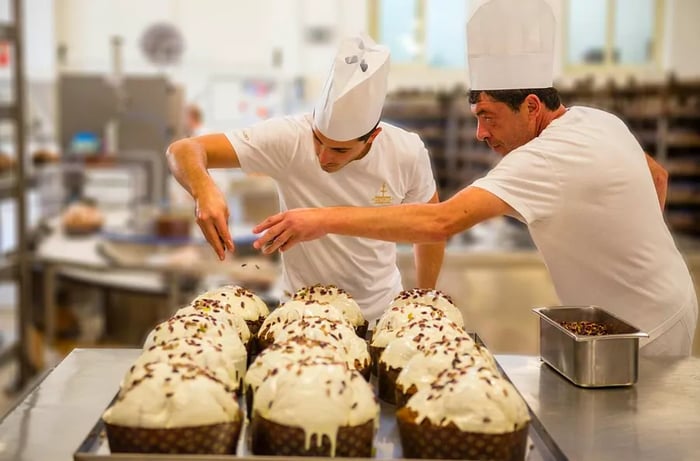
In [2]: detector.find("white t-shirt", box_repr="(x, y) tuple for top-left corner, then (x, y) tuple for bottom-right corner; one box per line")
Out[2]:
(226, 114), (436, 322)
(472, 106), (697, 341)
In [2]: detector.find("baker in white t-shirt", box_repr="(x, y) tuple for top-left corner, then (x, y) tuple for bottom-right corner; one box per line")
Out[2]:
(166, 34), (444, 322)
(253, 0), (697, 356)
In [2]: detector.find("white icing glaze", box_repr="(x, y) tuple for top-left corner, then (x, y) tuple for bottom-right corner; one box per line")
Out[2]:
(293, 284), (365, 326)
(103, 362), (240, 428)
(175, 299), (251, 345)
(373, 303), (460, 343)
(142, 314), (246, 369)
(396, 336), (498, 394)
(372, 316), (465, 349)
(272, 317), (370, 369)
(258, 300), (351, 341)
(406, 366), (530, 434)
(253, 361), (379, 456)
(380, 328), (474, 370)
(193, 285), (269, 321)
(390, 289), (464, 326)
(126, 336), (246, 390)
(244, 337), (343, 393)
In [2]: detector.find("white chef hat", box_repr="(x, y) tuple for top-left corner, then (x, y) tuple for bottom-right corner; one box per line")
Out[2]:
(467, 0), (555, 91)
(313, 34), (390, 141)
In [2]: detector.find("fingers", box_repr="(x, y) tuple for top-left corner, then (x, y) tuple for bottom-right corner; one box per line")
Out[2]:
(196, 208), (230, 261)
(253, 219), (295, 254)
(260, 228), (296, 255)
(213, 211), (235, 253)
(198, 220), (226, 260)
(253, 213), (285, 234)
(278, 234), (299, 253)
(253, 226), (279, 252)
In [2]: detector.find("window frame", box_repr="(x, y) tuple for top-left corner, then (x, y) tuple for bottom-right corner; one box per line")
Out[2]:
(368, 0), (467, 71)
(563, 0), (666, 74)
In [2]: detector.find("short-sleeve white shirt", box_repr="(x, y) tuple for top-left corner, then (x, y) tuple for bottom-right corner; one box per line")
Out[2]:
(472, 106), (696, 340)
(226, 114), (436, 322)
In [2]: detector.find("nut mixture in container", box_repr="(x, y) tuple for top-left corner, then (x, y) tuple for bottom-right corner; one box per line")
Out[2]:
(559, 320), (610, 336)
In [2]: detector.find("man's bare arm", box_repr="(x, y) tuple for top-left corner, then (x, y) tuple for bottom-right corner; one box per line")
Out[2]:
(253, 186), (514, 252)
(413, 191), (446, 288)
(645, 153), (668, 211)
(166, 134), (242, 259)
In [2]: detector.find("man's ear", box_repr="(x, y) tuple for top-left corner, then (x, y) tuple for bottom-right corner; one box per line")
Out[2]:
(368, 126), (383, 142)
(525, 94), (542, 118)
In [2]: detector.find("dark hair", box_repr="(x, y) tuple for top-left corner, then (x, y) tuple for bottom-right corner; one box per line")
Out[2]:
(357, 121), (381, 142)
(468, 88), (561, 112)
(187, 104), (203, 122)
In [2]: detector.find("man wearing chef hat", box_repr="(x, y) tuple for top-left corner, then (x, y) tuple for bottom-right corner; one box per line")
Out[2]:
(253, 0), (697, 355)
(166, 34), (444, 323)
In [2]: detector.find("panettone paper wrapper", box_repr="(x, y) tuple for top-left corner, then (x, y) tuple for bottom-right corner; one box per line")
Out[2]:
(255, 331), (274, 354)
(244, 338), (254, 369)
(104, 416), (243, 455)
(251, 413), (375, 457)
(355, 320), (369, 340)
(246, 318), (264, 363)
(245, 385), (255, 421)
(396, 407), (529, 461)
(394, 382), (418, 409)
(369, 345), (384, 376)
(377, 362), (401, 404)
(358, 363), (372, 381)
(246, 318), (264, 336)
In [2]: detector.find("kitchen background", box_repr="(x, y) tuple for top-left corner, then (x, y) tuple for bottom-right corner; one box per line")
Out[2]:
(0, 0), (698, 415)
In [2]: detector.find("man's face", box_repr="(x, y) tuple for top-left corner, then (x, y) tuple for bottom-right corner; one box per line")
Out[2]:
(184, 109), (200, 133)
(470, 93), (535, 155)
(311, 127), (377, 173)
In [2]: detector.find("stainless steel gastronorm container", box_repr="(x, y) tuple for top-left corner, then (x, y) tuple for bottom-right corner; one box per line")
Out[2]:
(533, 306), (649, 388)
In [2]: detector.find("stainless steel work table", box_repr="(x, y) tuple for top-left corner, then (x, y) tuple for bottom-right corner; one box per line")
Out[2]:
(0, 349), (698, 460)
(496, 354), (700, 461)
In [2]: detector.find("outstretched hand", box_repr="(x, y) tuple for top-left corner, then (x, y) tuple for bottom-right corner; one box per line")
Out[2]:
(194, 183), (234, 260)
(253, 208), (327, 254)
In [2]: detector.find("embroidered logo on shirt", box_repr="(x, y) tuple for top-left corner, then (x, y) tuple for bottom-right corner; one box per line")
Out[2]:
(241, 129), (250, 141)
(372, 183), (393, 205)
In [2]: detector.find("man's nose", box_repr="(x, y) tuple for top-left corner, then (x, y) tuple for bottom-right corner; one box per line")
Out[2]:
(318, 146), (332, 163)
(475, 121), (490, 142)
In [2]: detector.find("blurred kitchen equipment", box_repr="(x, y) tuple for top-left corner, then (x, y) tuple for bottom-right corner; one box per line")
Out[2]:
(533, 306), (648, 387)
(61, 200), (104, 236)
(154, 209), (192, 239)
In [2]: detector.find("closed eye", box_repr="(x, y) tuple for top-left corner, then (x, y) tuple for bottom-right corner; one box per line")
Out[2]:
(313, 131), (351, 153)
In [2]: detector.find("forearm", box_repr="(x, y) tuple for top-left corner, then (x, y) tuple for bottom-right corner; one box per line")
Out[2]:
(413, 241), (446, 288)
(253, 186), (511, 253)
(321, 186), (508, 243)
(645, 153), (668, 210)
(166, 138), (213, 198)
(322, 202), (454, 243)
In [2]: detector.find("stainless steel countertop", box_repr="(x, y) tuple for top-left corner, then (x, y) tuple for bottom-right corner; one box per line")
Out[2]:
(0, 349), (133, 461)
(497, 354), (700, 461)
(1, 349), (699, 461)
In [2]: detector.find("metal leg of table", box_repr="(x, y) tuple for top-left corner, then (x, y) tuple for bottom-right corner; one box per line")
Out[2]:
(42, 263), (56, 368)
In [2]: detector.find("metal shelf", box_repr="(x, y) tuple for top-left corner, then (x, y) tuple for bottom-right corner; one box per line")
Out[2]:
(0, 104), (16, 119)
(0, 173), (38, 199)
(0, 338), (18, 367)
(0, 256), (16, 280)
(0, 24), (16, 41)
(2, 0), (31, 386)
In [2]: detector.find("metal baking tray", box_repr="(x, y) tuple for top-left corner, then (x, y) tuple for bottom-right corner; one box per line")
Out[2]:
(533, 306), (649, 388)
(74, 334), (566, 461)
